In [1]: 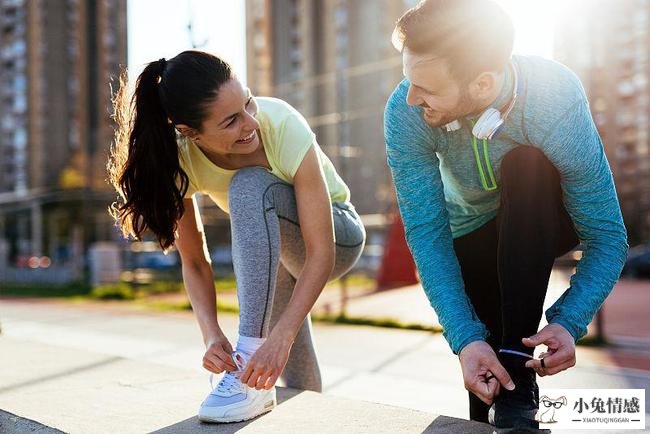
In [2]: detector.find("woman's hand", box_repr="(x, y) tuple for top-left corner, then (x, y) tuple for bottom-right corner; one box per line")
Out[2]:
(237, 146), (333, 390)
(240, 332), (292, 390)
(203, 333), (237, 374)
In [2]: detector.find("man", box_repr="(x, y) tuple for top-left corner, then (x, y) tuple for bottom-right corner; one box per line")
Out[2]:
(384, 0), (628, 431)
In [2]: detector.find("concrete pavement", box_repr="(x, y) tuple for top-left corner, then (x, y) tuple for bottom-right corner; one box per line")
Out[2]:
(314, 269), (646, 336)
(0, 335), (490, 433)
(2, 298), (649, 433)
(315, 270), (650, 371)
(1, 299), (492, 433)
(1, 409), (64, 434)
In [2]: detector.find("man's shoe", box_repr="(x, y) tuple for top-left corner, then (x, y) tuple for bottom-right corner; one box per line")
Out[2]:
(489, 351), (550, 433)
(198, 351), (277, 423)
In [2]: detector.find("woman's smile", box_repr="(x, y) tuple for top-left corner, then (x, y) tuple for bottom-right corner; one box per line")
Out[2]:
(236, 130), (257, 145)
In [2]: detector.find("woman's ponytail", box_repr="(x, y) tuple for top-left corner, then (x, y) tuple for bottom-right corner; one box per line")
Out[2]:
(109, 59), (189, 251)
(109, 51), (232, 251)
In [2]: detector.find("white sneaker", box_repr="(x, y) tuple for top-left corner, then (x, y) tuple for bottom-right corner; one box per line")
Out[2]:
(488, 403), (496, 425)
(198, 351), (277, 423)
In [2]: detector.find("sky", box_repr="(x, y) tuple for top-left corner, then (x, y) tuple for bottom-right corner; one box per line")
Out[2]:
(127, 0), (246, 83)
(128, 0), (567, 85)
(495, 0), (568, 58)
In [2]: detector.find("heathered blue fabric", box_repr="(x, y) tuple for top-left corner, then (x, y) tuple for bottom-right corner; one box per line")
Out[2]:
(384, 55), (628, 355)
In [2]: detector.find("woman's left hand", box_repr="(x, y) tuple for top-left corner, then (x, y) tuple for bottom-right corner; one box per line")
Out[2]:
(240, 332), (293, 390)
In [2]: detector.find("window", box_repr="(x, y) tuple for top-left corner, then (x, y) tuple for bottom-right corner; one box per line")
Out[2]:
(13, 94), (26, 112)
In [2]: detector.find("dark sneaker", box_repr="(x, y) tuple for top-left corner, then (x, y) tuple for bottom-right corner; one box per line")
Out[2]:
(488, 352), (550, 433)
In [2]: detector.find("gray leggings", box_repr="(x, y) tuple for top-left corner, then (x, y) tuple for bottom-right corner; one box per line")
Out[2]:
(228, 167), (366, 391)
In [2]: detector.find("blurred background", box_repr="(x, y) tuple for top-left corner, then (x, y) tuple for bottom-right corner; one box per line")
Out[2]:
(1, 1), (650, 430)
(0, 0), (648, 306)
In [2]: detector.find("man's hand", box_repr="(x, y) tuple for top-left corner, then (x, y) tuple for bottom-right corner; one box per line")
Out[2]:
(522, 323), (576, 376)
(459, 340), (515, 405)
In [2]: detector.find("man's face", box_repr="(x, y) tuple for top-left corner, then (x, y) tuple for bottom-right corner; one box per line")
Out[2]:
(403, 49), (478, 128)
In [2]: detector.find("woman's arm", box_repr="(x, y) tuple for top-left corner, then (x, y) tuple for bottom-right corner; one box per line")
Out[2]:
(241, 145), (335, 389)
(175, 197), (236, 372)
(272, 145), (335, 341)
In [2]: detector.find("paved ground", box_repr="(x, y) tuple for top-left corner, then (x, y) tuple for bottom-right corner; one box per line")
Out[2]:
(316, 270), (650, 368)
(316, 269), (650, 338)
(1, 297), (649, 433)
(0, 380), (491, 434)
(231, 268), (650, 375)
(0, 299), (491, 434)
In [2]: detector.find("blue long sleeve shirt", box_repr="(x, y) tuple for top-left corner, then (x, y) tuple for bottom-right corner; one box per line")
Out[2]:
(384, 55), (628, 355)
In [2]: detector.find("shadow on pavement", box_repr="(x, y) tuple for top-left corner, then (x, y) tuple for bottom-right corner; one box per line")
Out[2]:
(421, 415), (494, 433)
(0, 356), (123, 394)
(0, 409), (65, 434)
(150, 388), (304, 434)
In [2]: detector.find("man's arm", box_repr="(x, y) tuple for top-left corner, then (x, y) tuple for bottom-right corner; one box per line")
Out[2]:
(534, 98), (628, 341)
(384, 80), (487, 355)
(385, 81), (515, 402)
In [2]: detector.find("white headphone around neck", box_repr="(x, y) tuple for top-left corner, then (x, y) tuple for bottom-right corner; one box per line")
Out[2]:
(444, 60), (520, 140)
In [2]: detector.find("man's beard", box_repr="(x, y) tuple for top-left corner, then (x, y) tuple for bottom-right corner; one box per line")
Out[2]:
(420, 90), (477, 128)
(421, 110), (461, 128)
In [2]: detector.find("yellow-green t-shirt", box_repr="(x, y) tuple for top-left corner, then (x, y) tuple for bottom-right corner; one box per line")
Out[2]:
(178, 96), (350, 213)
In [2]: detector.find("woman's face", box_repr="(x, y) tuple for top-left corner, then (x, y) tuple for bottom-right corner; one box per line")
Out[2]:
(189, 78), (261, 156)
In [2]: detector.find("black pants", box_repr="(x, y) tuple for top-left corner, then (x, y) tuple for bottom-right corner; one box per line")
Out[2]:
(452, 146), (579, 423)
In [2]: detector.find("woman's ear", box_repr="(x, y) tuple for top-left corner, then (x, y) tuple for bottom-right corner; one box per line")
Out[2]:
(175, 124), (199, 140)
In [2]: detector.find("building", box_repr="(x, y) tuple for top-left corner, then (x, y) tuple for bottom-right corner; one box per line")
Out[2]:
(0, 0), (127, 277)
(246, 0), (418, 215)
(555, 0), (650, 244)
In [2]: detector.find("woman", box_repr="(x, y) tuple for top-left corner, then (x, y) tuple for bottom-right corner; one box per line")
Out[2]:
(108, 50), (365, 423)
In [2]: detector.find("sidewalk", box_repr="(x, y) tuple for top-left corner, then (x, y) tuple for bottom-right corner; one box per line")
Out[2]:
(314, 269), (650, 372)
(0, 299), (491, 434)
(0, 337), (488, 434)
(1, 297), (649, 433)
(316, 269), (648, 334)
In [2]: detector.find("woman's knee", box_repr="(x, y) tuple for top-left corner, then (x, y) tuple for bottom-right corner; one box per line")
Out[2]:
(228, 167), (273, 196)
(228, 167), (288, 212)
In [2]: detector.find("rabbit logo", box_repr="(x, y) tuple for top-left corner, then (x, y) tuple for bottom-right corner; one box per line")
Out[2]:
(536, 395), (568, 423)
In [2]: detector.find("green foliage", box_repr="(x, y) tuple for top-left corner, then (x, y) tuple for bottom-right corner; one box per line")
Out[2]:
(90, 283), (135, 300)
(90, 280), (184, 300)
(312, 313), (443, 333)
(214, 277), (237, 292)
(0, 282), (91, 298)
(325, 274), (376, 289)
(133, 280), (183, 295)
(576, 335), (608, 347)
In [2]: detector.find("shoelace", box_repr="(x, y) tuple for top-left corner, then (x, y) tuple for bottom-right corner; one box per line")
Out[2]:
(209, 350), (247, 395)
(215, 372), (244, 395)
(498, 348), (534, 359)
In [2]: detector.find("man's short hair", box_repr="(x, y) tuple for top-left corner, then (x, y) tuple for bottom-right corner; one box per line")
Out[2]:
(393, 0), (514, 84)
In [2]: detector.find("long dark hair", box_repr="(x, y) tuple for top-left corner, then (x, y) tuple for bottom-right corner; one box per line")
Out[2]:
(108, 50), (232, 251)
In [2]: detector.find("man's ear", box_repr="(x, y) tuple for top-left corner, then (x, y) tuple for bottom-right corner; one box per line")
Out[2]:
(468, 71), (499, 101)
(175, 123), (199, 140)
